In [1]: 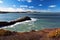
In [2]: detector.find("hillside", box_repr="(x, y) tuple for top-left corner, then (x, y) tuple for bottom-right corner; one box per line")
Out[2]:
(0, 28), (60, 40)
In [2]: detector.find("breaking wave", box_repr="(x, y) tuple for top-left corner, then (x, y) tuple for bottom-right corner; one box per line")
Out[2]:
(0, 18), (38, 29)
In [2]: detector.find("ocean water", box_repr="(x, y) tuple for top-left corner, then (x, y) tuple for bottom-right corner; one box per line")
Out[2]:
(0, 13), (60, 32)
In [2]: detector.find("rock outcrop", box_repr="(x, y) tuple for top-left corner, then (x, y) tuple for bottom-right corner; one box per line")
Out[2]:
(0, 28), (60, 40)
(0, 16), (31, 27)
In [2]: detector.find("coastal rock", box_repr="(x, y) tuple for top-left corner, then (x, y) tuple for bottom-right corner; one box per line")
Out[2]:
(0, 16), (31, 27)
(0, 28), (60, 40)
(0, 29), (16, 36)
(11, 16), (31, 22)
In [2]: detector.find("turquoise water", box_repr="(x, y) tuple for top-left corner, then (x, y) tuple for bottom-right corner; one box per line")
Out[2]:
(0, 13), (60, 32)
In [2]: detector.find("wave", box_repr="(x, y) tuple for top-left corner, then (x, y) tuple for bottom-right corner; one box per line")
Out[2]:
(0, 18), (38, 29)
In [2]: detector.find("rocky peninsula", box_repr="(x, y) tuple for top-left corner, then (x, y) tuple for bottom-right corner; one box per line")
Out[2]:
(0, 16), (31, 27)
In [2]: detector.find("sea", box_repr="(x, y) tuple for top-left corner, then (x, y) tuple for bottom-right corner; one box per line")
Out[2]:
(0, 12), (60, 32)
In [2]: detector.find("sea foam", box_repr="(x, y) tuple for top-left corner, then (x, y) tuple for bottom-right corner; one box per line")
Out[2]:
(0, 18), (38, 29)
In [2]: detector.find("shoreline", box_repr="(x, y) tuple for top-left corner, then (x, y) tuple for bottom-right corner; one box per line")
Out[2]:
(0, 28), (60, 40)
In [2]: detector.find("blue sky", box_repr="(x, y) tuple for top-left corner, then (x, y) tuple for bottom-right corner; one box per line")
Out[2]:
(0, 0), (60, 12)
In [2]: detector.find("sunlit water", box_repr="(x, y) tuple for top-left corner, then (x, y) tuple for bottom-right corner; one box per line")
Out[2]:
(0, 13), (60, 32)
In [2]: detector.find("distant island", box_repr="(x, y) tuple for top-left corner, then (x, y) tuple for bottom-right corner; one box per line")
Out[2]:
(0, 11), (58, 13)
(0, 10), (41, 13)
(0, 10), (59, 14)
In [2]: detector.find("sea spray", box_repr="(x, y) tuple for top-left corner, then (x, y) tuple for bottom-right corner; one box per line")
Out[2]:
(0, 18), (38, 32)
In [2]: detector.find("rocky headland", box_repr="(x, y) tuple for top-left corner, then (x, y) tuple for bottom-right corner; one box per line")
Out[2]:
(0, 16), (31, 27)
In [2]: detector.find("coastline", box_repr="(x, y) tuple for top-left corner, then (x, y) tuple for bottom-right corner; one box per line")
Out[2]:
(0, 28), (60, 40)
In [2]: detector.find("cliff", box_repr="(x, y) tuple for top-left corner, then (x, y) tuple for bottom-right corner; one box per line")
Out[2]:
(0, 28), (60, 40)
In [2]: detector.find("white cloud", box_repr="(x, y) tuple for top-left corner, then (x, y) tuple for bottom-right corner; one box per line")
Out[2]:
(39, 4), (43, 6)
(0, 7), (51, 12)
(17, 0), (32, 2)
(27, 0), (32, 2)
(18, 0), (21, 1)
(20, 5), (28, 8)
(18, 0), (26, 2)
(13, 5), (16, 7)
(0, 7), (16, 12)
(0, 7), (23, 12)
(29, 6), (34, 8)
(16, 8), (26, 12)
(0, 0), (3, 4)
(20, 5), (34, 9)
(49, 5), (56, 8)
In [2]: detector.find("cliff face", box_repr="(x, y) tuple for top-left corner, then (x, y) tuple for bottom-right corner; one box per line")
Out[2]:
(0, 28), (60, 40)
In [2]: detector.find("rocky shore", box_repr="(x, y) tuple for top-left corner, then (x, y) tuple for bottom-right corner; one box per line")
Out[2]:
(0, 16), (31, 27)
(0, 28), (60, 40)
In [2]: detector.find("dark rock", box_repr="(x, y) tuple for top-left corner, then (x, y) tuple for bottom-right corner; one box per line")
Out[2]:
(0, 22), (9, 27)
(11, 16), (31, 22)
(0, 16), (31, 27)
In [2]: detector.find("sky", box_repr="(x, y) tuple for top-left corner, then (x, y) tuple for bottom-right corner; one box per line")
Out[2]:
(0, 0), (60, 12)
